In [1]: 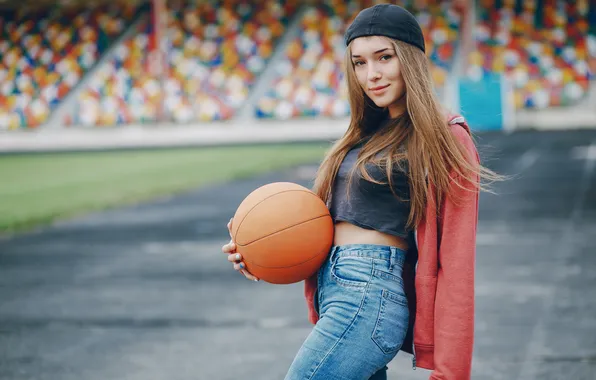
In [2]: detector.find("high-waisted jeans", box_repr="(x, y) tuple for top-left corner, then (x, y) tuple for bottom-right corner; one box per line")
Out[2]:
(285, 244), (410, 380)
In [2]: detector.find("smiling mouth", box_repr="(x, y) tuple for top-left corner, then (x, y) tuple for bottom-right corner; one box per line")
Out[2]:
(370, 85), (390, 93)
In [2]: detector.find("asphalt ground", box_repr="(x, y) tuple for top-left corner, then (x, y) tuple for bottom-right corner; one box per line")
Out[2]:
(1, 129), (596, 380)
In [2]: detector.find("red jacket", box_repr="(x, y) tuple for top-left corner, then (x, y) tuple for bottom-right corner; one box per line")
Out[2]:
(303, 116), (479, 379)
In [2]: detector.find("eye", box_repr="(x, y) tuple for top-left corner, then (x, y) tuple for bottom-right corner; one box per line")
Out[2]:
(380, 54), (392, 61)
(353, 60), (365, 66)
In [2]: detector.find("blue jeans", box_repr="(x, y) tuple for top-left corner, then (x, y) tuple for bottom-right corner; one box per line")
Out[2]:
(285, 244), (409, 380)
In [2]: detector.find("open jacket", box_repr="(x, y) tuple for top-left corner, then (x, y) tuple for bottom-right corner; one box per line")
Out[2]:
(303, 115), (480, 380)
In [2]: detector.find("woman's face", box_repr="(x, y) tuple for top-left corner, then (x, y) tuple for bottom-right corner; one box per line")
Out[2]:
(350, 36), (406, 118)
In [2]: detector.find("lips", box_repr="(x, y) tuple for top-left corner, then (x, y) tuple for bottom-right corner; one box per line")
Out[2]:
(369, 84), (390, 93)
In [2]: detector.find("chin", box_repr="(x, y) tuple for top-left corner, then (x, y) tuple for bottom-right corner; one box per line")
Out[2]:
(370, 98), (393, 109)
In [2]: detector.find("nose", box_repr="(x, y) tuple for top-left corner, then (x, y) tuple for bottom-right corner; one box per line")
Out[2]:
(367, 65), (381, 82)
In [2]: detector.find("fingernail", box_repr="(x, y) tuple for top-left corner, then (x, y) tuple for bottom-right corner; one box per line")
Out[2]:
(254, 279), (259, 282)
(235, 253), (241, 260)
(239, 262), (244, 269)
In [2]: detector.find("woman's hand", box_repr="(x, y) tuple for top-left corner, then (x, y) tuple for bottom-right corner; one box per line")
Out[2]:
(222, 218), (259, 282)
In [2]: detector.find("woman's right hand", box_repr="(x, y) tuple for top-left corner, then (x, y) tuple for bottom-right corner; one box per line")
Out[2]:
(222, 218), (260, 282)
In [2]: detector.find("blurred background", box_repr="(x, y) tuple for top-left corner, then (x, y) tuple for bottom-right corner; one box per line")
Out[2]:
(0, 1), (595, 379)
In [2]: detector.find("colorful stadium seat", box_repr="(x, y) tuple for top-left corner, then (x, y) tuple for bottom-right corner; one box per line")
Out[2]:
(69, 0), (298, 126)
(68, 20), (161, 126)
(0, 2), (141, 129)
(468, 0), (594, 109)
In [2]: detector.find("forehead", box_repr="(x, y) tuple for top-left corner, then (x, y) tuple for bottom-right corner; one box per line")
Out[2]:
(350, 36), (394, 56)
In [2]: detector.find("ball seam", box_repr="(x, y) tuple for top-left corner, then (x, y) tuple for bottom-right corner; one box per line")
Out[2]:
(234, 188), (323, 242)
(236, 213), (331, 247)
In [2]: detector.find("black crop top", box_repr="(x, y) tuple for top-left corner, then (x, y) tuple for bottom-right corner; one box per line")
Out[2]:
(329, 140), (413, 240)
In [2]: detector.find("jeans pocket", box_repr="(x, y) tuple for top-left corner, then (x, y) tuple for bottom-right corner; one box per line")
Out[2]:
(330, 256), (372, 289)
(372, 289), (409, 354)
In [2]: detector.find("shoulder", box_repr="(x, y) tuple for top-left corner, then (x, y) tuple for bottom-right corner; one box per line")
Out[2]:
(447, 116), (477, 158)
(447, 115), (471, 141)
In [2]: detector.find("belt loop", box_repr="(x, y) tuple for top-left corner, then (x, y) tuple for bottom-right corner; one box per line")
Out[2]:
(389, 247), (397, 271)
(330, 246), (338, 264)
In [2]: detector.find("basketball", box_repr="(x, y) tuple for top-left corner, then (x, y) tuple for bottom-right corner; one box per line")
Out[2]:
(231, 182), (334, 284)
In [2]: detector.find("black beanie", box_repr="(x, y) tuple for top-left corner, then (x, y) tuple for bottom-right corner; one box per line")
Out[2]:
(344, 4), (425, 53)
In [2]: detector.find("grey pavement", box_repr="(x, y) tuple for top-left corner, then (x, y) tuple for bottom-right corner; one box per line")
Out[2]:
(1, 130), (596, 380)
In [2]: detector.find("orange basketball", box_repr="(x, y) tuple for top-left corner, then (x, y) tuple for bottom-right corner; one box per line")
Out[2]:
(231, 182), (334, 284)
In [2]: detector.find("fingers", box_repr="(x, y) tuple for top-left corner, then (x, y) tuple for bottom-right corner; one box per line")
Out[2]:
(227, 218), (233, 239)
(224, 218), (258, 282)
(232, 260), (260, 282)
(221, 239), (236, 254)
(242, 271), (260, 282)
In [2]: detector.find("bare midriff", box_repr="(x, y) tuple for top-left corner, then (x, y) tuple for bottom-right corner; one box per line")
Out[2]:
(332, 221), (409, 251)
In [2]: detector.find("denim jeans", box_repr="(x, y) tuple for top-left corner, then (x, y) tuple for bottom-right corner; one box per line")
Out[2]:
(285, 244), (409, 380)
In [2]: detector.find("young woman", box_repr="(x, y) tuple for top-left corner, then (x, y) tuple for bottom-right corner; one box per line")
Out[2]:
(222, 4), (499, 380)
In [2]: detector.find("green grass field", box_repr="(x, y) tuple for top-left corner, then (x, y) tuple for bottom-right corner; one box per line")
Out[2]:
(0, 143), (329, 233)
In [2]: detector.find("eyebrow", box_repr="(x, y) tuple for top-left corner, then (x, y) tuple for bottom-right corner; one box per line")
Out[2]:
(351, 48), (390, 58)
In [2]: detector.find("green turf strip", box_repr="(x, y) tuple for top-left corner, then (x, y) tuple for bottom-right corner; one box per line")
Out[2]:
(0, 143), (329, 233)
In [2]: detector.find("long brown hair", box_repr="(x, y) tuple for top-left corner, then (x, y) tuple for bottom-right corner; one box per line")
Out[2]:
(312, 37), (501, 229)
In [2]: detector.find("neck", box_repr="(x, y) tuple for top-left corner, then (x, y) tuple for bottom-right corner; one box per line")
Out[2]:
(389, 94), (407, 118)
(387, 109), (407, 123)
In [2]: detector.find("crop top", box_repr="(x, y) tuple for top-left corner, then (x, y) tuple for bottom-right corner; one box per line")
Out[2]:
(329, 140), (414, 241)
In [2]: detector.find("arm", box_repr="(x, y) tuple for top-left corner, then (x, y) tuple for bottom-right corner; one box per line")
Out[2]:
(430, 127), (480, 380)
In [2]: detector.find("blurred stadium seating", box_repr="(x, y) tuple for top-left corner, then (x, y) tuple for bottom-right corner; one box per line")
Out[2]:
(467, 0), (596, 109)
(163, 0), (298, 123)
(68, 0), (299, 126)
(0, 1), (142, 129)
(0, 0), (594, 129)
(66, 19), (161, 126)
(255, 0), (463, 119)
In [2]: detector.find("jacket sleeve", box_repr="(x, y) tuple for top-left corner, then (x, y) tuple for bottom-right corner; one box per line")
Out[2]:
(304, 273), (319, 324)
(430, 126), (480, 380)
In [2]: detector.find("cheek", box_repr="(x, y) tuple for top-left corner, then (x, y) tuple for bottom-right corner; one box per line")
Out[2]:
(355, 69), (367, 88)
(390, 71), (405, 92)
(388, 66), (403, 84)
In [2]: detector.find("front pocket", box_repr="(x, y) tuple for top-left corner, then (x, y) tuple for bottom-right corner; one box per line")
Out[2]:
(372, 289), (409, 354)
(330, 256), (372, 288)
